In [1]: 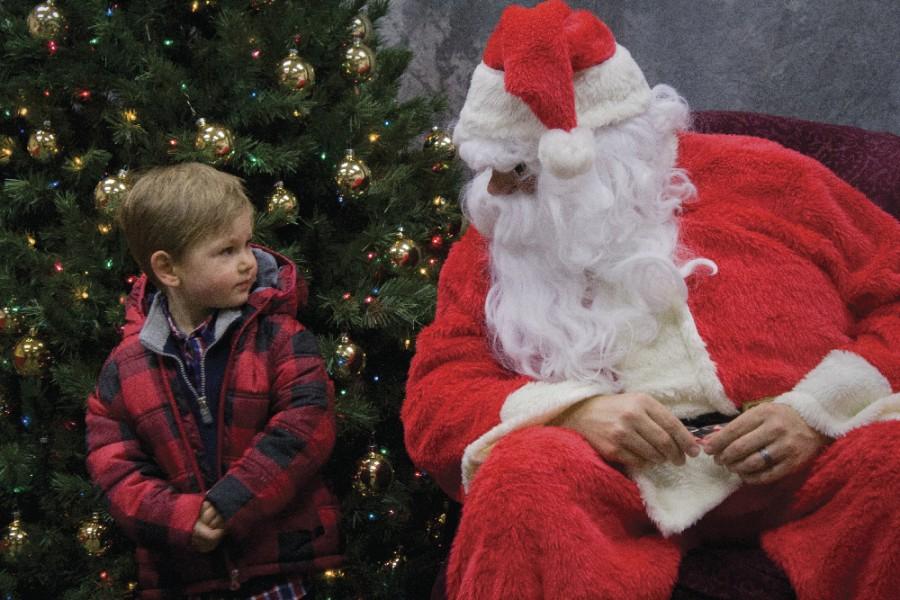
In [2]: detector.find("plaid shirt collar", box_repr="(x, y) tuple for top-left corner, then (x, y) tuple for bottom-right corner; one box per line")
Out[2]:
(159, 294), (218, 373)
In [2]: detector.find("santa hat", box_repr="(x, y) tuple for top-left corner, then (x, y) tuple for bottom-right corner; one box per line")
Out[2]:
(453, 0), (651, 178)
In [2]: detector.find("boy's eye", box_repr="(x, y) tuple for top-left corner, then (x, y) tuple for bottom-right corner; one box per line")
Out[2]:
(221, 246), (234, 255)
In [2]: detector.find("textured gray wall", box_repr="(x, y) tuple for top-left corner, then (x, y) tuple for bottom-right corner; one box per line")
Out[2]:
(381, 0), (900, 134)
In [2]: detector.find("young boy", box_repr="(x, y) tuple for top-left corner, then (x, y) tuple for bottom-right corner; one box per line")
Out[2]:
(86, 163), (341, 599)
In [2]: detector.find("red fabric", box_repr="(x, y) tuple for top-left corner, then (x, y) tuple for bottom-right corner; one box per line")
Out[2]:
(482, 0), (616, 131)
(692, 111), (900, 217)
(403, 132), (900, 598)
(86, 247), (341, 599)
(445, 422), (900, 599)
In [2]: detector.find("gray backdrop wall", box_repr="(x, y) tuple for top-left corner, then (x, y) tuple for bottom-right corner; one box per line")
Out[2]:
(380, 0), (899, 135)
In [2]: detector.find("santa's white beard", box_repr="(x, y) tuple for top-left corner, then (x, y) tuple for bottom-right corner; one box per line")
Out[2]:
(462, 85), (715, 385)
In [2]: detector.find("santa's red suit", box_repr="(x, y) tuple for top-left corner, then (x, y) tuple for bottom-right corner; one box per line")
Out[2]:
(403, 132), (900, 600)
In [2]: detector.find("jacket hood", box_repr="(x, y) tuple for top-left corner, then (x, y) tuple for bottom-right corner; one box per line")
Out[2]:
(122, 245), (308, 340)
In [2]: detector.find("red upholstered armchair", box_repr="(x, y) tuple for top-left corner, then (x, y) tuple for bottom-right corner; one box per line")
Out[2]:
(430, 111), (900, 600)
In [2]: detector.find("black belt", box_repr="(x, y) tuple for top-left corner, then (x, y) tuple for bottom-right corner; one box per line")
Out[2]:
(679, 412), (734, 429)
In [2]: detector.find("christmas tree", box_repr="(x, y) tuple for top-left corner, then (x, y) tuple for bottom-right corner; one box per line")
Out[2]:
(0, 1), (461, 598)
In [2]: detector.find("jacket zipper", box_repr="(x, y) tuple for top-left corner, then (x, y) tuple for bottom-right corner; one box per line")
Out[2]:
(164, 349), (213, 424)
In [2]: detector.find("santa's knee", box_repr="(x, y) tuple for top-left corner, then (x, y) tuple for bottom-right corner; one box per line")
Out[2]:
(470, 425), (603, 497)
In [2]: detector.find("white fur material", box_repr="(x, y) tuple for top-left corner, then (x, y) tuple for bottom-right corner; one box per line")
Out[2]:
(633, 454), (741, 536)
(618, 304), (737, 419)
(538, 128), (595, 178)
(774, 350), (900, 437)
(454, 45), (652, 172)
(461, 379), (614, 490)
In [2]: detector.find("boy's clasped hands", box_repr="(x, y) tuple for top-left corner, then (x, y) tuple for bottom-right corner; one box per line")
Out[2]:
(191, 500), (226, 553)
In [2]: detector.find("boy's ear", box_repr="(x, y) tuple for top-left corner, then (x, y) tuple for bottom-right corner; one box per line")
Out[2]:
(150, 250), (180, 288)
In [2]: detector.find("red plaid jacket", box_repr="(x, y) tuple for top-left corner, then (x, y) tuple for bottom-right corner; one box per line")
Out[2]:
(86, 247), (341, 599)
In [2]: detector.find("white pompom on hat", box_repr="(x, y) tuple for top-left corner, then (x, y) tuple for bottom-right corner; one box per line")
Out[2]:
(453, 0), (652, 178)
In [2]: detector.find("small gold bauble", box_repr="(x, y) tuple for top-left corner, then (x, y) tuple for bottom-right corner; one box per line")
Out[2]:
(194, 118), (234, 163)
(276, 49), (316, 94)
(0, 305), (21, 334)
(423, 126), (456, 162)
(333, 334), (366, 381)
(353, 445), (394, 496)
(426, 512), (449, 542)
(266, 181), (298, 216)
(348, 14), (374, 43)
(334, 149), (371, 199)
(77, 512), (108, 556)
(190, 0), (216, 12)
(387, 236), (420, 270)
(1, 514), (28, 560)
(13, 333), (50, 377)
(382, 549), (407, 573)
(0, 135), (16, 166)
(27, 1), (65, 40)
(340, 40), (376, 85)
(315, 568), (346, 592)
(432, 195), (449, 212)
(93, 170), (129, 217)
(27, 124), (59, 162)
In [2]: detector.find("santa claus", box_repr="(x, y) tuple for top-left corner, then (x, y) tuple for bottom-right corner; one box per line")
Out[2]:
(403, 1), (900, 599)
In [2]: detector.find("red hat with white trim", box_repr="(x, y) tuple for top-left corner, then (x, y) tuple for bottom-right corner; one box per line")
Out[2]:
(453, 0), (651, 178)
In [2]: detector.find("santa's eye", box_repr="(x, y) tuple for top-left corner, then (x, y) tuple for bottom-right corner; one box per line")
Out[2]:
(513, 163), (528, 178)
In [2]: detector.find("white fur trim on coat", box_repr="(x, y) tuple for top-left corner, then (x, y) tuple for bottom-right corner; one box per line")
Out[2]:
(774, 349), (900, 437)
(461, 380), (613, 490)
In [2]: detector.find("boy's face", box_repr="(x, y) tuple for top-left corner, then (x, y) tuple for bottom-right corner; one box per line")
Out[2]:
(168, 207), (257, 326)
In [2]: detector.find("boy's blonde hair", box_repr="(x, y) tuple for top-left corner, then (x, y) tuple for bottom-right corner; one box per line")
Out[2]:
(117, 162), (253, 287)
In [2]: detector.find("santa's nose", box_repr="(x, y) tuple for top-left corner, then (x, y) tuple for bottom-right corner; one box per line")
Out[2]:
(487, 169), (520, 195)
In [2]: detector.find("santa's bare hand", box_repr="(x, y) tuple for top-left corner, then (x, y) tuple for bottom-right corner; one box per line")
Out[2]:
(703, 403), (830, 484)
(553, 392), (700, 469)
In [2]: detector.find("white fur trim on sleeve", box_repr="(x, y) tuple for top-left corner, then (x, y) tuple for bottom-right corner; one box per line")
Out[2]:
(774, 350), (900, 438)
(460, 380), (613, 491)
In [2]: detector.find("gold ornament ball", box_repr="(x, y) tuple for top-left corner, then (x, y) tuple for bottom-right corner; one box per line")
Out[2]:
(315, 568), (346, 593)
(194, 118), (235, 163)
(267, 181), (298, 216)
(27, 125), (60, 162)
(426, 512), (449, 542)
(387, 236), (420, 270)
(424, 126), (456, 161)
(94, 171), (129, 217)
(277, 49), (316, 94)
(27, 1), (65, 40)
(348, 14), (374, 43)
(432, 195), (449, 213)
(353, 446), (394, 496)
(334, 149), (371, 199)
(0, 305), (21, 333)
(340, 40), (376, 84)
(13, 333), (50, 377)
(333, 334), (366, 381)
(2, 514), (28, 560)
(382, 549), (407, 573)
(190, 0), (216, 12)
(77, 512), (108, 556)
(0, 135), (16, 166)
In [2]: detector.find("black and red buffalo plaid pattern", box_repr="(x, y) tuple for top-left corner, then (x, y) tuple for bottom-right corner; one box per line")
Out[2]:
(86, 247), (342, 599)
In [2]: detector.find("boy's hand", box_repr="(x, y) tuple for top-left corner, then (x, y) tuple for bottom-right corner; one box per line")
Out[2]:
(199, 500), (225, 530)
(191, 501), (226, 553)
(191, 519), (225, 553)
